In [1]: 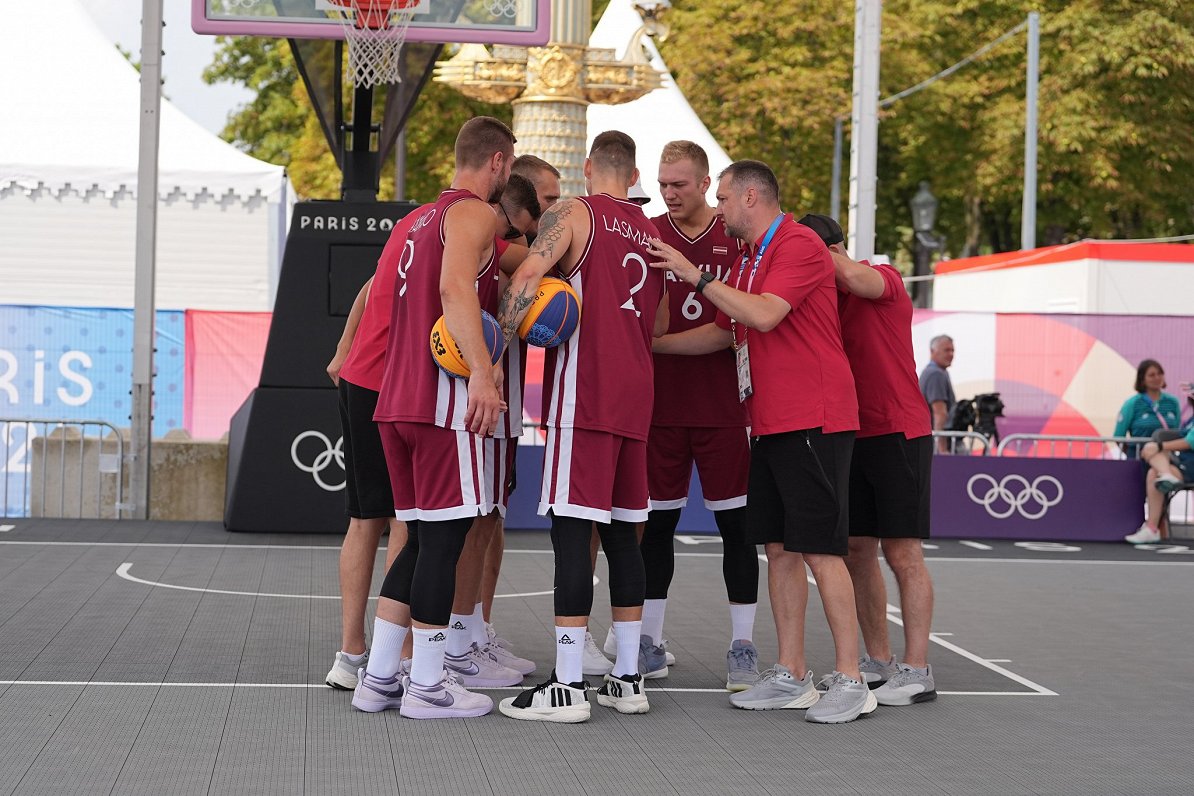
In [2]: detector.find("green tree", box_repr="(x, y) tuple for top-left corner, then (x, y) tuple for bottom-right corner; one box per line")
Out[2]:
(203, 37), (511, 201)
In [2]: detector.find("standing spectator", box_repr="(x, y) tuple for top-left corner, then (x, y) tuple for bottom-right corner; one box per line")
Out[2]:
(919, 335), (955, 452)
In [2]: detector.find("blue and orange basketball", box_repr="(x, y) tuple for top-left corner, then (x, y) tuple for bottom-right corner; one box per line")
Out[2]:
(429, 310), (505, 379)
(517, 276), (581, 348)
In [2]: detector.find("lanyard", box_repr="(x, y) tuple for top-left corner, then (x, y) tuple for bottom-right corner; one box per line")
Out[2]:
(1142, 394), (1171, 430)
(731, 214), (785, 347)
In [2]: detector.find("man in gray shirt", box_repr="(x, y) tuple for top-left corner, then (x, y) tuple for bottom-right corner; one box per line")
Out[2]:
(919, 335), (955, 452)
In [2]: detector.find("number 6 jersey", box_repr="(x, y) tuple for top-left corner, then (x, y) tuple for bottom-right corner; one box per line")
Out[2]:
(648, 212), (749, 428)
(541, 194), (665, 442)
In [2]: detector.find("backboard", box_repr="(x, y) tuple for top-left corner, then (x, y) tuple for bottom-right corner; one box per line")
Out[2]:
(192, 0), (550, 46)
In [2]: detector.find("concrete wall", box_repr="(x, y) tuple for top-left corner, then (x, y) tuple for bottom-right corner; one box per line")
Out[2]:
(30, 427), (227, 521)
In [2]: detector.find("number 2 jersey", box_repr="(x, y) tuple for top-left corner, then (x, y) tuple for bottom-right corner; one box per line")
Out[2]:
(373, 189), (508, 432)
(541, 194), (665, 442)
(648, 213), (748, 429)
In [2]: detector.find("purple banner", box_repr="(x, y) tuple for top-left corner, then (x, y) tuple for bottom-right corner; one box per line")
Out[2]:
(931, 455), (1145, 542)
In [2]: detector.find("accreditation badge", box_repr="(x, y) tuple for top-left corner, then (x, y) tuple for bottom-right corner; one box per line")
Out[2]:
(736, 341), (753, 403)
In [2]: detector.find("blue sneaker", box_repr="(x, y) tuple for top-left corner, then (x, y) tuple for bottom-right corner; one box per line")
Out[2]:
(638, 634), (669, 679)
(726, 640), (760, 692)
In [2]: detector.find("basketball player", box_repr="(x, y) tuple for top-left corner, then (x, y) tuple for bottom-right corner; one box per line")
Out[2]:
(350, 116), (514, 719)
(323, 202), (432, 690)
(648, 160), (874, 724)
(799, 213), (936, 706)
(511, 155), (562, 240)
(633, 141), (760, 691)
(495, 131), (668, 722)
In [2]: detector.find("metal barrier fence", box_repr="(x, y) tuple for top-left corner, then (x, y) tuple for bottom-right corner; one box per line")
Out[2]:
(1, 419), (126, 519)
(995, 433), (1152, 460)
(931, 430), (992, 455)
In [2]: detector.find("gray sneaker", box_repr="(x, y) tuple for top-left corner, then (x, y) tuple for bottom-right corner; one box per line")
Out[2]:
(726, 640), (760, 692)
(874, 663), (937, 706)
(729, 664), (819, 710)
(638, 634), (669, 679)
(859, 654), (899, 687)
(325, 650), (368, 690)
(806, 672), (877, 723)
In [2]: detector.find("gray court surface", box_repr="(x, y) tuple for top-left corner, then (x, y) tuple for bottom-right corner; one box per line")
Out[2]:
(1, 519), (1192, 795)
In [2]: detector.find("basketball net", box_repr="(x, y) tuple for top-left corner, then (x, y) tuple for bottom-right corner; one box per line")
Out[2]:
(327, 0), (418, 88)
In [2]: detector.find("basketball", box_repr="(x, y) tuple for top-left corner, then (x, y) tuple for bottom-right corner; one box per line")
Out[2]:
(517, 276), (581, 348)
(429, 310), (505, 379)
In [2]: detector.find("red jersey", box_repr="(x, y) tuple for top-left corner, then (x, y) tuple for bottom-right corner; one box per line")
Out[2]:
(715, 216), (858, 436)
(542, 194), (665, 441)
(648, 212), (747, 428)
(340, 203), (433, 392)
(838, 262), (931, 440)
(475, 242), (524, 440)
(374, 190), (499, 429)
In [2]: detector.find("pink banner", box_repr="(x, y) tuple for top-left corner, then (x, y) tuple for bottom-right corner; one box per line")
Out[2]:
(185, 311), (271, 440)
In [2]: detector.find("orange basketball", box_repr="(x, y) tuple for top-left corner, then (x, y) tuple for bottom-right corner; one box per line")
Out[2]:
(429, 311), (504, 379)
(517, 276), (582, 348)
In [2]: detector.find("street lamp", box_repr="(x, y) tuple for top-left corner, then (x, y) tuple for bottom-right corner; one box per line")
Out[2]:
(909, 181), (943, 308)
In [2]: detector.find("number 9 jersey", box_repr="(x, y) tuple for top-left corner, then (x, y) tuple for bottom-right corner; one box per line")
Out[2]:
(541, 194), (665, 442)
(649, 213), (749, 428)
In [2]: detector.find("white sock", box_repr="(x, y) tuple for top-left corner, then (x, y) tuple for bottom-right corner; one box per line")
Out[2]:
(555, 627), (584, 684)
(410, 626), (447, 687)
(446, 613), (473, 657)
(364, 617), (409, 680)
(730, 603), (757, 644)
(341, 650), (367, 665)
(613, 620), (642, 678)
(471, 603), (488, 647)
(642, 599), (667, 645)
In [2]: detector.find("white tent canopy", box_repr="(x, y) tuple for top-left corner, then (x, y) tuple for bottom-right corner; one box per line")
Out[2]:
(587, 0), (732, 218)
(0, 0), (290, 311)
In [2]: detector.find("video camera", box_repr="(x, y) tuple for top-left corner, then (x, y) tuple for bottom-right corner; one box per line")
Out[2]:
(946, 392), (1006, 441)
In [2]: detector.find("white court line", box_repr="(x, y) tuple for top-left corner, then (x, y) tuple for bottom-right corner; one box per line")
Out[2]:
(115, 562), (597, 600)
(756, 553), (1058, 697)
(0, 525), (14, 532)
(0, 680), (1048, 696)
(5, 540), (1193, 566)
(959, 540), (993, 550)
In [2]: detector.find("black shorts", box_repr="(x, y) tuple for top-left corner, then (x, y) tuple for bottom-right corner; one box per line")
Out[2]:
(337, 379), (396, 519)
(849, 433), (932, 539)
(746, 428), (854, 555)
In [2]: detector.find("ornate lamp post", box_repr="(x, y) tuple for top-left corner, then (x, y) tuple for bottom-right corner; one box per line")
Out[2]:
(909, 181), (943, 308)
(434, 0), (667, 196)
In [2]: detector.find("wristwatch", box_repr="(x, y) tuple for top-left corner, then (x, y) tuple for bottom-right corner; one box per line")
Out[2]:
(695, 271), (716, 294)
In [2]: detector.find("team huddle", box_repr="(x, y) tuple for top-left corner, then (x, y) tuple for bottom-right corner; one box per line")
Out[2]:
(325, 116), (937, 726)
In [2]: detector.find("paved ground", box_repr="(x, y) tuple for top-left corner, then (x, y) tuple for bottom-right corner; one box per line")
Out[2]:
(1, 519), (1192, 794)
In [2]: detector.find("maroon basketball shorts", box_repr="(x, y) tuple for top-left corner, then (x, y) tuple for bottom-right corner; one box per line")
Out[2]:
(647, 425), (750, 511)
(539, 426), (648, 524)
(378, 421), (508, 521)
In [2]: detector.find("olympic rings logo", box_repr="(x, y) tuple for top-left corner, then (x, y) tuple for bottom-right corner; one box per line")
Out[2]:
(290, 431), (346, 492)
(966, 474), (1063, 520)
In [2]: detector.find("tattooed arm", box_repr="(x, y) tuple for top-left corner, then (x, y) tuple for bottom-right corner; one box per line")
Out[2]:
(496, 199), (577, 347)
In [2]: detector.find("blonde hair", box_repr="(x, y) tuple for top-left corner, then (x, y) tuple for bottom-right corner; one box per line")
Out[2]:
(660, 140), (709, 176)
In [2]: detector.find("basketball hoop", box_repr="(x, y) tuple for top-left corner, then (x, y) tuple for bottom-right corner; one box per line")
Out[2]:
(327, 0), (419, 88)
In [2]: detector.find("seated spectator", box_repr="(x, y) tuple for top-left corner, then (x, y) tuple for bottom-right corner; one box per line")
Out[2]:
(1113, 359), (1181, 456)
(1125, 388), (1194, 545)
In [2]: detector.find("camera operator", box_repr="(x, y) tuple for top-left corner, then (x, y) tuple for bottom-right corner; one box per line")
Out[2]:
(920, 335), (956, 452)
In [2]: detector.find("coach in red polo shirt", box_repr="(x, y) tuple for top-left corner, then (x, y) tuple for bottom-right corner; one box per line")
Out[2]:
(648, 160), (873, 725)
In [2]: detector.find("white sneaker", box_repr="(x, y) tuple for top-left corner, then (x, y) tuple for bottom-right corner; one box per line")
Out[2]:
(499, 673), (591, 723)
(583, 631), (613, 676)
(486, 622), (512, 651)
(1156, 473), (1183, 494)
(596, 672), (650, 714)
(481, 640), (537, 676)
(604, 627), (675, 666)
(1125, 524), (1161, 544)
(444, 642), (524, 687)
(325, 650), (367, 690)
